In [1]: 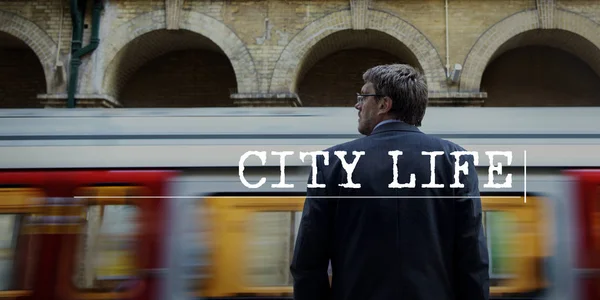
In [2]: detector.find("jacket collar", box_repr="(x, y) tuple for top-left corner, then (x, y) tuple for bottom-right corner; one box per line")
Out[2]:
(370, 120), (422, 135)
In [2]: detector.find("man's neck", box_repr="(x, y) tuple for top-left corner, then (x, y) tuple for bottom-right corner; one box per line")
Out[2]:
(373, 119), (402, 131)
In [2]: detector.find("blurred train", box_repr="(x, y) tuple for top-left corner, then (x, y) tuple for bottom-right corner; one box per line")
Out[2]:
(0, 107), (598, 300)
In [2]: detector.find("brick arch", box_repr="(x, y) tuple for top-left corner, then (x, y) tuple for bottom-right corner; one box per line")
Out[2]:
(101, 10), (258, 98)
(461, 9), (600, 92)
(0, 9), (58, 93)
(270, 9), (446, 94)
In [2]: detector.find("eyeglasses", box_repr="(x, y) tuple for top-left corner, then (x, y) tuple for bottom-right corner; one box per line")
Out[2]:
(356, 93), (384, 105)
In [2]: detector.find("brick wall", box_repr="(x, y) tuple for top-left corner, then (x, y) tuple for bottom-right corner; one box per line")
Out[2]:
(297, 48), (405, 107)
(0, 30), (46, 108)
(0, 48), (46, 108)
(0, 0), (70, 58)
(481, 45), (600, 106)
(0, 0), (599, 108)
(119, 49), (237, 107)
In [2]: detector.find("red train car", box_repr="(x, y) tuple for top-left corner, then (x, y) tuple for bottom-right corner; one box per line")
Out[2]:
(564, 170), (600, 300)
(0, 170), (175, 300)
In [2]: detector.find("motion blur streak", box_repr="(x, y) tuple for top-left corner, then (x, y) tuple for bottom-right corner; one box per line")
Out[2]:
(0, 107), (599, 300)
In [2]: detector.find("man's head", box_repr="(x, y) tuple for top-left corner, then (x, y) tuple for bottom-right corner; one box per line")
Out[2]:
(355, 64), (428, 135)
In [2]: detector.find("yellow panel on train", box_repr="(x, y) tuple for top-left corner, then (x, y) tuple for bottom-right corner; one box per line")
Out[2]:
(197, 194), (550, 299)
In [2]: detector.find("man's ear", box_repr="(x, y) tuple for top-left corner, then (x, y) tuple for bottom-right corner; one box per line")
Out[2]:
(378, 96), (393, 114)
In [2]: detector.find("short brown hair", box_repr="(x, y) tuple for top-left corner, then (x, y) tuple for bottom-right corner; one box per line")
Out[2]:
(362, 64), (428, 126)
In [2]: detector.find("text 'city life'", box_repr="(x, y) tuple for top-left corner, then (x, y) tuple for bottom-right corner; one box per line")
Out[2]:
(238, 150), (514, 189)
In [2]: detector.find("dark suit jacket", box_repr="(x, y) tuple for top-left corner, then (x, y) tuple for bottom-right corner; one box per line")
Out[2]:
(290, 121), (490, 300)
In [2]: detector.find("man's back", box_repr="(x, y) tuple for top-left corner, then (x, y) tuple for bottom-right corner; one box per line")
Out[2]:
(290, 121), (490, 300)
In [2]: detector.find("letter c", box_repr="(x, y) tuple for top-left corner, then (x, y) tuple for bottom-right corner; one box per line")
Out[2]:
(239, 151), (267, 188)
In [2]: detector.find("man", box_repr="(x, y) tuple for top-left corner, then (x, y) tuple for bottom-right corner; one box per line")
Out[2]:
(290, 64), (489, 300)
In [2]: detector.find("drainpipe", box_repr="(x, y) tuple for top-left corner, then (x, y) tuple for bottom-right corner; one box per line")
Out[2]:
(445, 0), (450, 77)
(67, 0), (83, 108)
(67, 0), (103, 108)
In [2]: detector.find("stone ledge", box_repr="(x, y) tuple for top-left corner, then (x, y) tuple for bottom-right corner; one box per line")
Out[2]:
(427, 91), (487, 106)
(428, 98), (485, 107)
(37, 93), (122, 108)
(231, 93), (301, 107)
(428, 91), (488, 99)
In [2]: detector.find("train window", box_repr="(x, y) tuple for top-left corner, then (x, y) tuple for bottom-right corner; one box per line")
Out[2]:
(0, 213), (41, 295)
(483, 211), (518, 286)
(0, 214), (19, 291)
(180, 200), (210, 291)
(0, 187), (43, 295)
(73, 204), (140, 291)
(245, 211), (302, 287)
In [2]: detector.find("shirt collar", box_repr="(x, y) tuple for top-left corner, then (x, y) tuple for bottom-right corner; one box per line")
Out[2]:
(370, 119), (422, 135)
(373, 119), (403, 131)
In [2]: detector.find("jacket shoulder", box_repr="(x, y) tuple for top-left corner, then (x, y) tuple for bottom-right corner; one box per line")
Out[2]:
(323, 136), (370, 153)
(410, 131), (468, 152)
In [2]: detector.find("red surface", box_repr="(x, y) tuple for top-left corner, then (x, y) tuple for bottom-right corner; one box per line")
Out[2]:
(563, 169), (600, 300)
(0, 170), (176, 300)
